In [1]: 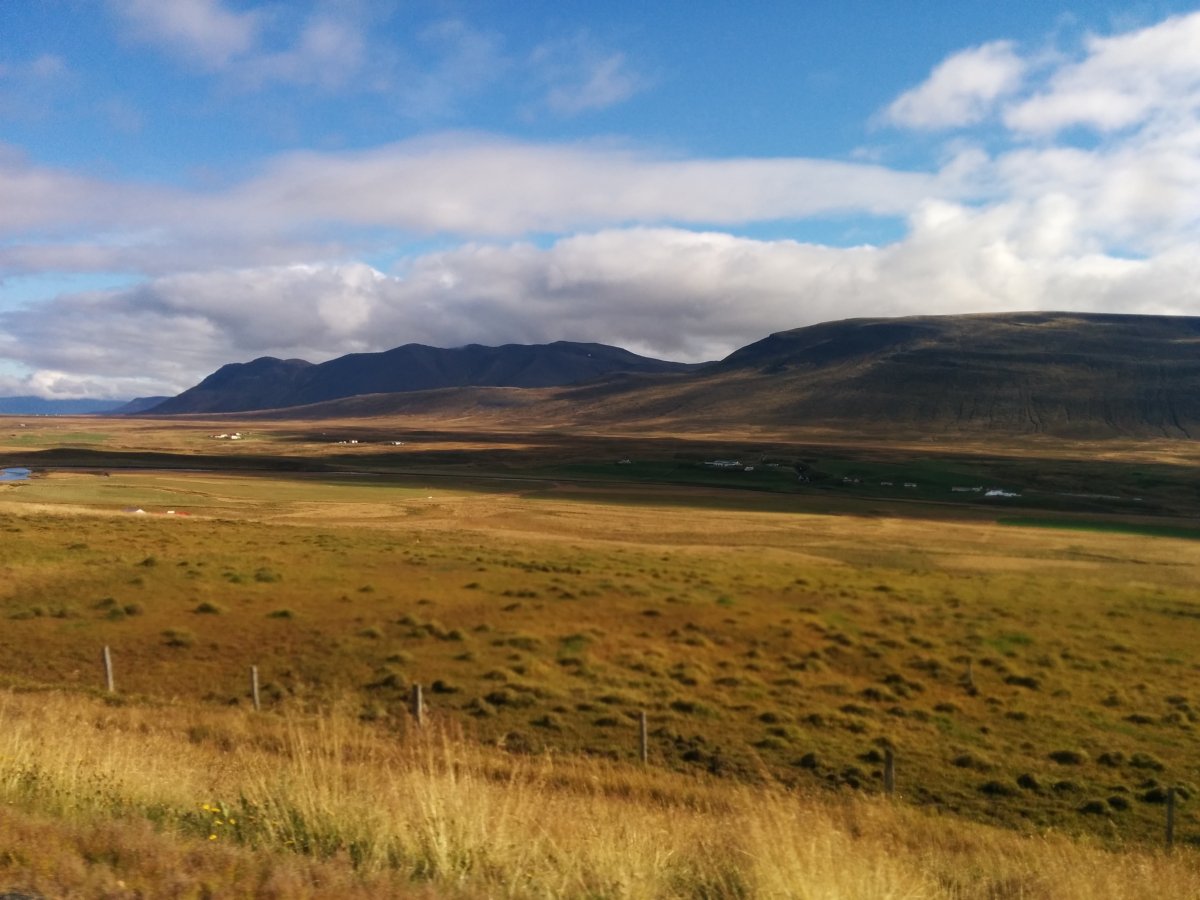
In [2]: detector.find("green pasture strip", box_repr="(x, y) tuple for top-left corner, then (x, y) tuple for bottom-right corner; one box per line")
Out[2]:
(542, 460), (804, 492)
(998, 516), (1200, 541)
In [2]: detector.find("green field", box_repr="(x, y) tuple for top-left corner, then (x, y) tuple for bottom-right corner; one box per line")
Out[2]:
(3, 461), (1200, 848)
(6, 417), (1200, 896)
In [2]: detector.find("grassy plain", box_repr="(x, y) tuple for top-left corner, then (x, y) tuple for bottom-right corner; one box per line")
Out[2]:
(2, 415), (1200, 895)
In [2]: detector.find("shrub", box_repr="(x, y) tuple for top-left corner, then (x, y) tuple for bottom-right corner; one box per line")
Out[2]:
(1048, 749), (1087, 765)
(1004, 675), (1041, 690)
(952, 753), (993, 772)
(1141, 787), (1170, 804)
(978, 780), (1017, 797)
(794, 752), (820, 769)
(1129, 752), (1165, 771)
(162, 628), (195, 648)
(485, 689), (535, 709)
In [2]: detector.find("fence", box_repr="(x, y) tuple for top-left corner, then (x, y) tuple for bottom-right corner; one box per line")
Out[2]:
(94, 644), (1183, 849)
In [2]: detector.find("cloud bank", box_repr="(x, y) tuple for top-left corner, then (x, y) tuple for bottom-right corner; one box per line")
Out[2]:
(4, 10), (1200, 398)
(4, 219), (1195, 398)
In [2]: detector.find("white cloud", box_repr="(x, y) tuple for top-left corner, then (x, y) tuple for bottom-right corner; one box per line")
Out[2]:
(240, 14), (367, 91)
(8, 10), (1200, 399)
(531, 36), (647, 115)
(885, 41), (1025, 129)
(110, 0), (261, 69)
(0, 54), (71, 121)
(1006, 12), (1200, 134)
(0, 135), (939, 271)
(109, 0), (374, 92)
(0, 146), (159, 236)
(5, 222), (1198, 397)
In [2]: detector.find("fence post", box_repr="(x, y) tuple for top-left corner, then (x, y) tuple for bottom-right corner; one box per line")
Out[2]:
(1167, 786), (1176, 849)
(639, 710), (648, 764)
(411, 683), (423, 726)
(883, 747), (896, 795)
(250, 665), (261, 712)
(102, 645), (114, 693)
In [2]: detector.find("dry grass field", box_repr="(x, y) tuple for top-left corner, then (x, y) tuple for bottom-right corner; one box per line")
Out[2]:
(2, 415), (1200, 896)
(4, 690), (1200, 899)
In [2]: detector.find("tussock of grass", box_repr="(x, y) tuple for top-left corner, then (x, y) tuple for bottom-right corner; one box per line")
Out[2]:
(1, 689), (1199, 899)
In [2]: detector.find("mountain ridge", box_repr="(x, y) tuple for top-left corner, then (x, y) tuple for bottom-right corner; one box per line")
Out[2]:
(146, 341), (699, 414)
(228, 312), (1200, 439)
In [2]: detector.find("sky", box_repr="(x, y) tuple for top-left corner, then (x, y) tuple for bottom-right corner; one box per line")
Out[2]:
(2, 1), (1200, 399)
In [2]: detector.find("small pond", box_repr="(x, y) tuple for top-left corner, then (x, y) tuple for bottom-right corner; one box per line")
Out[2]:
(0, 467), (31, 481)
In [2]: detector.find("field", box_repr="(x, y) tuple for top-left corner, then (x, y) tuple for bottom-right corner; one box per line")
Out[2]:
(2, 415), (1200, 896)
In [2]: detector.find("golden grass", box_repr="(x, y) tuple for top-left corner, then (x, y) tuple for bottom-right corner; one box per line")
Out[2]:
(5, 417), (1200, 897)
(2, 687), (1198, 899)
(3, 468), (1200, 849)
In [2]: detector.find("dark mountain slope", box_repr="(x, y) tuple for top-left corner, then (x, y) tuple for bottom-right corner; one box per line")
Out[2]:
(150, 358), (314, 414)
(570, 312), (1200, 437)
(146, 313), (1200, 438)
(148, 342), (696, 414)
(281, 312), (1200, 439)
(754, 312), (1200, 436)
(108, 396), (172, 415)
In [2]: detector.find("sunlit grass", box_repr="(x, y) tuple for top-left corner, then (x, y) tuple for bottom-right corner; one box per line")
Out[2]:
(2, 469), (1200, 851)
(2, 688), (1198, 899)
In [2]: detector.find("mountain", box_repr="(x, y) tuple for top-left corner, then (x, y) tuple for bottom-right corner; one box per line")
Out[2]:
(706, 311), (1200, 436)
(250, 313), (1200, 439)
(0, 396), (130, 415)
(560, 311), (1200, 437)
(147, 358), (314, 414)
(146, 342), (698, 414)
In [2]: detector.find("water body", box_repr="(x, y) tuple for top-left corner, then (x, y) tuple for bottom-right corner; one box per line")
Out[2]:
(0, 467), (31, 481)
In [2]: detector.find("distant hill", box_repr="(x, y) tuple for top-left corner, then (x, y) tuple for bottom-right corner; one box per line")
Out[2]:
(108, 396), (173, 415)
(146, 342), (699, 414)
(0, 396), (129, 415)
(565, 311), (1200, 437)
(707, 311), (1200, 436)
(253, 313), (1200, 439)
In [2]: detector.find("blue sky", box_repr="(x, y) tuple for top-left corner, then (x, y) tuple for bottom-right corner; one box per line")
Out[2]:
(2, 1), (1199, 398)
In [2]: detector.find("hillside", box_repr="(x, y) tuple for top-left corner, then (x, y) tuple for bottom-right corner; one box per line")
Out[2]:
(243, 312), (1200, 439)
(147, 342), (698, 414)
(692, 312), (1200, 437)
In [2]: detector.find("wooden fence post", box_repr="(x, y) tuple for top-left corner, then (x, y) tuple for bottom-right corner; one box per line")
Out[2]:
(639, 710), (648, 764)
(883, 748), (896, 796)
(250, 665), (261, 712)
(1167, 786), (1176, 849)
(102, 645), (114, 693)
(411, 683), (423, 726)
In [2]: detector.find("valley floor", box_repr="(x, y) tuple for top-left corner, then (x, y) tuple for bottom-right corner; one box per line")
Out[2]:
(2, 421), (1200, 896)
